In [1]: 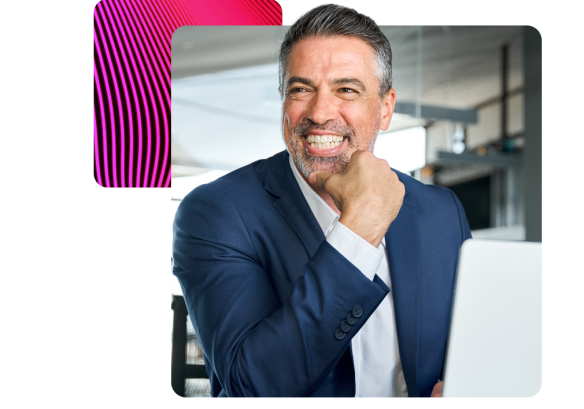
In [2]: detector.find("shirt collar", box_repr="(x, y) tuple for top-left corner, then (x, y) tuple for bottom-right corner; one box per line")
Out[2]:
(288, 153), (339, 237)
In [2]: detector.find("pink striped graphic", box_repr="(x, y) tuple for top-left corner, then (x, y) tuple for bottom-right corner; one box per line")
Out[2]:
(93, 0), (282, 188)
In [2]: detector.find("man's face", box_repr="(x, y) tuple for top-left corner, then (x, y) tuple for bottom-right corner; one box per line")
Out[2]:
(282, 36), (396, 179)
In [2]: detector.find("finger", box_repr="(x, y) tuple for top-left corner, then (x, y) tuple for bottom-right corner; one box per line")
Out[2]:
(309, 170), (333, 188)
(431, 381), (443, 398)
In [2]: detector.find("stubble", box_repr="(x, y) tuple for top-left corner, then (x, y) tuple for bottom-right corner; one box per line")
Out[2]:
(283, 109), (381, 179)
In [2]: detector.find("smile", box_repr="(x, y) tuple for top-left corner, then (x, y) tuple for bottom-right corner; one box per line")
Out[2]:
(305, 134), (344, 148)
(302, 134), (347, 156)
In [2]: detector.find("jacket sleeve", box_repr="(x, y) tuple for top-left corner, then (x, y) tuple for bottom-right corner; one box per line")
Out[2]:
(172, 183), (390, 397)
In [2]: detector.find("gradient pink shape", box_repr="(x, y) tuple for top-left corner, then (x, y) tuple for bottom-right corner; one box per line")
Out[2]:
(93, 0), (282, 188)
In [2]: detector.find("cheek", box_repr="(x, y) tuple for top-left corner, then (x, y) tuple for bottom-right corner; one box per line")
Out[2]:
(284, 100), (306, 117)
(338, 103), (370, 129)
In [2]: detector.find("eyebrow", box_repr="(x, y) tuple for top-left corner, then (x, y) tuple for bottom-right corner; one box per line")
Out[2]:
(286, 76), (367, 92)
(329, 78), (367, 92)
(285, 76), (316, 90)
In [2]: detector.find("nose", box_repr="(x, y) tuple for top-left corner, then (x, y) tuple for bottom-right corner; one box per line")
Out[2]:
(306, 90), (337, 125)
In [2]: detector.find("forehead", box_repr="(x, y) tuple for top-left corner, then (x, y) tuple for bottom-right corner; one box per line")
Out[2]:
(285, 36), (378, 83)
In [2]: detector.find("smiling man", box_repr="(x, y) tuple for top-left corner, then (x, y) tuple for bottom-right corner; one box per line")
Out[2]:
(173, 4), (471, 397)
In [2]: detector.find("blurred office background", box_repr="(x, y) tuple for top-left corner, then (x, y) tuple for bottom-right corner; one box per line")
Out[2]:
(169, 26), (541, 396)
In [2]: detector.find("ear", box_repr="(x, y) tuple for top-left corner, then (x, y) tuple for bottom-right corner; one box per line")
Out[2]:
(379, 88), (397, 131)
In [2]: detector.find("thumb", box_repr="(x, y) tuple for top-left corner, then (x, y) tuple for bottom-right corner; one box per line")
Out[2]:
(309, 170), (334, 188)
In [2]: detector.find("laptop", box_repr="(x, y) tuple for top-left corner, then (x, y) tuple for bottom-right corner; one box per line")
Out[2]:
(442, 239), (542, 397)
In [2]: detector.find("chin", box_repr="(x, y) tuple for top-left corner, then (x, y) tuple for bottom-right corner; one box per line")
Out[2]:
(294, 153), (350, 179)
(285, 134), (353, 179)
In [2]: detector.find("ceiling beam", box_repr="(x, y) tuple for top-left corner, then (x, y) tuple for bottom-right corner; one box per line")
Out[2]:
(436, 151), (522, 167)
(394, 102), (478, 124)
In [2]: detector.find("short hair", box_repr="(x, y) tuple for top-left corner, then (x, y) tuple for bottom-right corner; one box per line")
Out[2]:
(278, 4), (392, 99)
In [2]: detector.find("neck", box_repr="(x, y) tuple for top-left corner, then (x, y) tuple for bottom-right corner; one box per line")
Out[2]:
(295, 163), (342, 216)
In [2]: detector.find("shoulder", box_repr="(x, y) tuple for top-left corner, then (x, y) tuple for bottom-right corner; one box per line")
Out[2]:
(393, 168), (459, 210)
(175, 151), (288, 228)
(393, 169), (471, 241)
(173, 152), (290, 262)
(172, 162), (262, 257)
(181, 151), (291, 210)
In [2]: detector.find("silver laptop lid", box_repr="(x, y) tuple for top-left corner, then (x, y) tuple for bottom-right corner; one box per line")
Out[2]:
(442, 239), (542, 397)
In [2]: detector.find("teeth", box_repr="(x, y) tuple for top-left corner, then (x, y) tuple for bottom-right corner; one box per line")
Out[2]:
(306, 135), (346, 144)
(307, 136), (345, 149)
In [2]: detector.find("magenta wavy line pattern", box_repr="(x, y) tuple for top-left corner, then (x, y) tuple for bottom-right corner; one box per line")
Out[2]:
(93, 0), (282, 187)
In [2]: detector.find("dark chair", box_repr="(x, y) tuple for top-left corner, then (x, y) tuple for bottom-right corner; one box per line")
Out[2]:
(170, 295), (209, 398)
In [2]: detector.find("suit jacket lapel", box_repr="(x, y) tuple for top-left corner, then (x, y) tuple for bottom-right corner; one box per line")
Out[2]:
(264, 152), (324, 259)
(385, 194), (422, 397)
(266, 153), (423, 394)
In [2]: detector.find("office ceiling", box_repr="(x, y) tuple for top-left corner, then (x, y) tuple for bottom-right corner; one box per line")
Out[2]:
(172, 26), (523, 108)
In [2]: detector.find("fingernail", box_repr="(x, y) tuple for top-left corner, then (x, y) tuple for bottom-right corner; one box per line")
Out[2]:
(308, 173), (316, 185)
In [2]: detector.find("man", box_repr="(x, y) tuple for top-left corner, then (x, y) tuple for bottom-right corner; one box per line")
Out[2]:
(173, 4), (471, 397)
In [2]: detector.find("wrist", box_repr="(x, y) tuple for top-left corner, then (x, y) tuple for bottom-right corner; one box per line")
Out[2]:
(339, 213), (385, 248)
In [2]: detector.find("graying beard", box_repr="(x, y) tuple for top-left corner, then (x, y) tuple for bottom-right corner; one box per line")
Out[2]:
(296, 154), (350, 180)
(286, 134), (352, 179)
(283, 104), (381, 180)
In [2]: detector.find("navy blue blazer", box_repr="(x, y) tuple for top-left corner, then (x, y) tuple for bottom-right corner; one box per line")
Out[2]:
(172, 150), (471, 397)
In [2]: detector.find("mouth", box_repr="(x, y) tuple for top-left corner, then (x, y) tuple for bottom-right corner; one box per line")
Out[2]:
(302, 133), (347, 156)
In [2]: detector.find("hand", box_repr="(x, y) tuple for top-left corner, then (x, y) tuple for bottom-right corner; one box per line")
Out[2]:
(309, 150), (405, 247)
(431, 381), (443, 397)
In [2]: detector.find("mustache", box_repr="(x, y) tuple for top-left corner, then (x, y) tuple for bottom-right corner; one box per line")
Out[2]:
(292, 119), (356, 139)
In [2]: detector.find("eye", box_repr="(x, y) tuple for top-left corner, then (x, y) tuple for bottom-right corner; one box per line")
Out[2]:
(339, 88), (356, 93)
(289, 87), (308, 93)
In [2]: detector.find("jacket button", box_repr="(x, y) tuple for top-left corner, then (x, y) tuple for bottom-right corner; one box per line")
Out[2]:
(334, 328), (346, 340)
(352, 305), (363, 318)
(340, 320), (352, 332)
(345, 313), (357, 325)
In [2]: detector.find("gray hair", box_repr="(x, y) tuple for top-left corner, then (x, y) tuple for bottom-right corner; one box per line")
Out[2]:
(278, 4), (392, 99)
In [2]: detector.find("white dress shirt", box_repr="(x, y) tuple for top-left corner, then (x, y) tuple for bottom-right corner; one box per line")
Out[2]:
(289, 154), (408, 397)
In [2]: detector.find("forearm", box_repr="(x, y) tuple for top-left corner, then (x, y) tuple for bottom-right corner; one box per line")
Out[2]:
(172, 180), (390, 397)
(175, 240), (389, 397)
